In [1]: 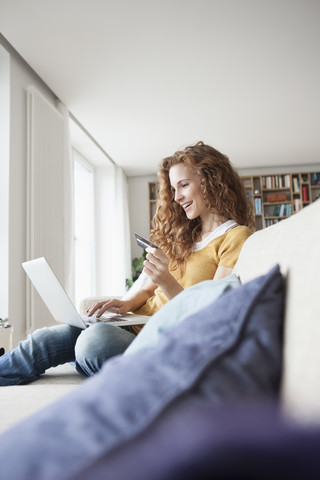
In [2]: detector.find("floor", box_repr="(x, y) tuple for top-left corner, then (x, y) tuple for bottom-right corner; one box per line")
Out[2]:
(0, 363), (84, 435)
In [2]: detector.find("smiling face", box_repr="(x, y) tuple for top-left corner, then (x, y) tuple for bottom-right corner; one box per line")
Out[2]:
(169, 163), (209, 221)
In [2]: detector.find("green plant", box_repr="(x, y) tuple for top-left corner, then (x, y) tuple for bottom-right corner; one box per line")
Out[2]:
(126, 250), (146, 289)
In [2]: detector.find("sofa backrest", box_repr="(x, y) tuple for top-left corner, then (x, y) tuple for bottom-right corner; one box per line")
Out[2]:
(233, 199), (320, 424)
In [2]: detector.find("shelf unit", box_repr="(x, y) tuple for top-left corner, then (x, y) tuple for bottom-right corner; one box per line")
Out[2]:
(149, 172), (320, 231)
(242, 171), (320, 230)
(148, 181), (159, 230)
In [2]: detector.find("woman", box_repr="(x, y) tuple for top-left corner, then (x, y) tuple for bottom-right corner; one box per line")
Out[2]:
(0, 142), (253, 385)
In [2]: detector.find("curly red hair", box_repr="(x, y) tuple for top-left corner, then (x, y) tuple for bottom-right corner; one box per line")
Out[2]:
(151, 141), (255, 270)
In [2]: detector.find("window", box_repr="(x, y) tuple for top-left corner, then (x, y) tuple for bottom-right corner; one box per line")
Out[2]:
(73, 151), (95, 308)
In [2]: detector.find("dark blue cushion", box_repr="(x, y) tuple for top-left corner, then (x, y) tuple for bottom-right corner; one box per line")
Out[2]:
(0, 265), (285, 480)
(77, 399), (320, 480)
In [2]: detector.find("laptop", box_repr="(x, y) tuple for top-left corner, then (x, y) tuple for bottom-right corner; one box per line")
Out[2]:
(22, 257), (149, 330)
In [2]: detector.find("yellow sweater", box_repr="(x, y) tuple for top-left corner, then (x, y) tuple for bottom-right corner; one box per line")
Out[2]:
(130, 225), (252, 334)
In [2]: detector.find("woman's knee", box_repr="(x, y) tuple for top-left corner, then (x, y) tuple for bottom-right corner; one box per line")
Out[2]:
(74, 323), (135, 376)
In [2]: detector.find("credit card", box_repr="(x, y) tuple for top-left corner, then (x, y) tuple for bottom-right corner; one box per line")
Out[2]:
(135, 233), (158, 249)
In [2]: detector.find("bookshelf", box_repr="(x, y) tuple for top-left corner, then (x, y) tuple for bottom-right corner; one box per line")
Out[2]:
(149, 171), (320, 231)
(148, 182), (159, 230)
(242, 171), (320, 230)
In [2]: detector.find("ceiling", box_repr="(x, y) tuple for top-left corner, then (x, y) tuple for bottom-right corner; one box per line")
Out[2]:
(0, 0), (319, 176)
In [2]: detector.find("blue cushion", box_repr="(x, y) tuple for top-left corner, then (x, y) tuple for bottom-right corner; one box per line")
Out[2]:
(125, 273), (241, 355)
(0, 265), (284, 480)
(76, 401), (320, 480)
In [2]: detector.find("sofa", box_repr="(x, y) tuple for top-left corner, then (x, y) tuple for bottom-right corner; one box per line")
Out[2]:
(0, 199), (319, 480)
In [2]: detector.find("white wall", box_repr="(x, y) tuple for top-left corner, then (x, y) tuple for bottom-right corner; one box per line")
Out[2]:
(4, 41), (58, 345)
(0, 45), (10, 319)
(127, 174), (157, 261)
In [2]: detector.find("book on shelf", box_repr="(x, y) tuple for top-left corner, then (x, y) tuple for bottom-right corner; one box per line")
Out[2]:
(294, 198), (301, 212)
(254, 197), (262, 215)
(284, 175), (291, 187)
(266, 192), (287, 202)
(311, 173), (320, 186)
(262, 175), (291, 189)
(302, 185), (309, 202)
(279, 204), (285, 217)
(272, 203), (292, 217)
(265, 218), (282, 227)
(273, 205), (281, 217)
(293, 177), (300, 193)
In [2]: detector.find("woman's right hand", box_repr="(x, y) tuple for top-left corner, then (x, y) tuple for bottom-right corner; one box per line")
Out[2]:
(87, 299), (131, 318)
(143, 247), (183, 300)
(143, 246), (171, 285)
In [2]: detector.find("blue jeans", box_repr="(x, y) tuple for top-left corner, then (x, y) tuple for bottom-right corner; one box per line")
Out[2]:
(0, 323), (136, 386)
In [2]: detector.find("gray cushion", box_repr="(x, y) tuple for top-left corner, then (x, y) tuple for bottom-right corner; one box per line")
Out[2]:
(125, 273), (241, 355)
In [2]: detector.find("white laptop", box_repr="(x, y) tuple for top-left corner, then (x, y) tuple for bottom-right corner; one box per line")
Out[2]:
(22, 257), (149, 330)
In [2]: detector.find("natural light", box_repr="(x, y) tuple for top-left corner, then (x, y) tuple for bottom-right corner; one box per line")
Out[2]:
(73, 152), (95, 309)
